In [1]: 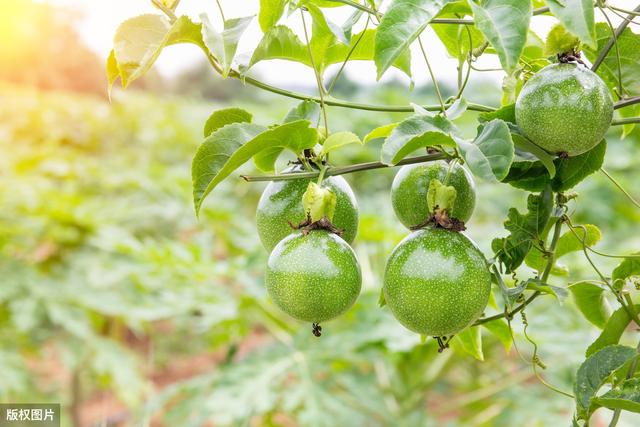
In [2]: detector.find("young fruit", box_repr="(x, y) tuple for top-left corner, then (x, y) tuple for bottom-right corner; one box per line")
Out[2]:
(256, 167), (358, 251)
(515, 63), (613, 156)
(391, 161), (476, 228)
(266, 230), (361, 323)
(383, 228), (491, 336)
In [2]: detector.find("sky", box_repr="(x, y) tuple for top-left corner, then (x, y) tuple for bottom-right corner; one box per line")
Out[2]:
(46, 0), (632, 89)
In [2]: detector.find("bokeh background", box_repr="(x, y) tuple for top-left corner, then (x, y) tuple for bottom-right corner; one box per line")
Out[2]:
(1, 1), (639, 426)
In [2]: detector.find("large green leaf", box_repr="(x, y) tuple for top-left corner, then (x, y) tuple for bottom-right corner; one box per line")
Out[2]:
(574, 345), (637, 420)
(363, 123), (399, 143)
(374, 0), (453, 79)
(304, 2), (349, 44)
(525, 224), (601, 275)
(492, 186), (553, 273)
(546, 0), (595, 49)
(458, 119), (514, 181)
(201, 14), (253, 78)
(502, 140), (606, 192)
(482, 319), (513, 353)
(259, 0), (288, 32)
(584, 24), (640, 97)
(321, 131), (363, 155)
(453, 327), (484, 361)
(569, 281), (612, 329)
(326, 29), (412, 78)
(469, 0), (531, 73)
(594, 378), (640, 414)
(249, 26), (310, 68)
(612, 254), (640, 288)
(380, 114), (457, 165)
(511, 132), (556, 179)
(432, 16), (484, 60)
(192, 121), (318, 214)
(204, 108), (253, 137)
(112, 15), (203, 88)
(586, 305), (640, 357)
(248, 27), (411, 77)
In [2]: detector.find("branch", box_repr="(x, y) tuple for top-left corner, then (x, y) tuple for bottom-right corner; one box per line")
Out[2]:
(614, 96), (640, 110)
(612, 117), (640, 126)
(240, 152), (451, 182)
(327, 0), (551, 24)
(203, 52), (495, 113)
(474, 215), (565, 326)
(592, 4), (640, 72)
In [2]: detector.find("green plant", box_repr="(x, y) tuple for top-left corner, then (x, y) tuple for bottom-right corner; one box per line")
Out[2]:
(105, 0), (640, 425)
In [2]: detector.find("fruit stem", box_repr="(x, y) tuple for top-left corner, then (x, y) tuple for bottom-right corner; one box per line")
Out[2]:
(241, 152), (451, 182)
(613, 96), (640, 110)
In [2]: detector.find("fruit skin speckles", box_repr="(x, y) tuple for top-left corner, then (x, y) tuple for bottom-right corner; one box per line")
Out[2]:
(266, 230), (362, 323)
(515, 63), (613, 156)
(256, 166), (358, 251)
(391, 161), (476, 228)
(383, 228), (491, 336)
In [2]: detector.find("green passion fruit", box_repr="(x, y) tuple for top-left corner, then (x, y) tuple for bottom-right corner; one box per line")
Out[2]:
(515, 63), (613, 156)
(266, 230), (362, 324)
(256, 167), (358, 251)
(391, 161), (476, 228)
(383, 228), (491, 337)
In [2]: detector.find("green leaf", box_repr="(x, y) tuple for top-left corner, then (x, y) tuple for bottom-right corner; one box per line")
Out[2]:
(612, 254), (640, 286)
(492, 186), (553, 273)
(106, 50), (119, 94)
(201, 14), (253, 78)
(594, 378), (640, 413)
(453, 327), (484, 361)
(619, 105), (640, 139)
(574, 345), (637, 420)
(433, 17), (485, 60)
(584, 24), (640, 96)
(378, 288), (386, 307)
(325, 29), (412, 78)
(427, 179), (457, 213)
(482, 319), (513, 353)
(469, 0), (531, 73)
(321, 131), (363, 155)
(259, 0), (288, 32)
(303, 182), (337, 222)
(525, 224), (601, 275)
(380, 115), (457, 165)
(524, 279), (568, 302)
(363, 123), (399, 143)
(546, 0), (595, 49)
(304, 2), (349, 44)
(502, 140), (606, 192)
(510, 131), (556, 179)
(478, 103), (516, 124)
(446, 98), (468, 120)
(192, 121), (317, 214)
(249, 26), (310, 68)
(458, 119), (514, 181)
(544, 23), (581, 57)
(374, 0), (453, 79)
(112, 15), (204, 87)
(253, 100), (320, 172)
(204, 108), (253, 137)
(569, 281), (612, 329)
(586, 306), (640, 357)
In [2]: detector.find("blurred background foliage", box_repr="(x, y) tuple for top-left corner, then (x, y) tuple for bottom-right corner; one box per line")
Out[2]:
(1, 1), (639, 426)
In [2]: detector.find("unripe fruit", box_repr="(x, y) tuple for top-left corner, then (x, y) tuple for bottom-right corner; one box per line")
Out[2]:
(391, 161), (476, 228)
(256, 167), (358, 251)
(383, 228), (491, 336)
(515, 63), (613, 156)
(266, 231), (362, 323)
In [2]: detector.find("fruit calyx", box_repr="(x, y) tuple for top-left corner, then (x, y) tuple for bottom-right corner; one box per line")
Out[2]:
(289, 182), (344, 236)
(312, 323), (322, 337)
(410, 179), (466, 232)
(435, 336), (452, 353)
(557, 49), (586, 67)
